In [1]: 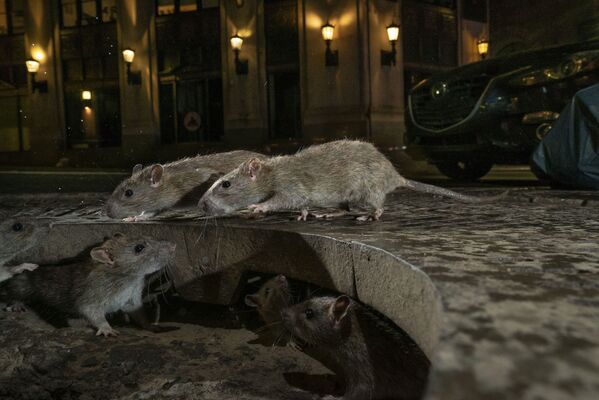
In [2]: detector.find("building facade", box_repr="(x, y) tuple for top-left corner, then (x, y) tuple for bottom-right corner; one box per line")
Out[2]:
(0, 0), (488, 168)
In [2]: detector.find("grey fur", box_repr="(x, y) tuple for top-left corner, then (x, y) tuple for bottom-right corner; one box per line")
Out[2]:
(282, 296), (430, 400)
(0, 217), (50, 283)
(106, 150), (263, 219)
(1, 233), (176, 337)
(198, 140), (506, 220)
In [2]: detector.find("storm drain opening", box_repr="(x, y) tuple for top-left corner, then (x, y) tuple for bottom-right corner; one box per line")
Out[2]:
(1, 222), (440, 399)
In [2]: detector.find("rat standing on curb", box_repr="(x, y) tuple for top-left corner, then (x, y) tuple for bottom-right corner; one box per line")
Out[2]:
(198, 140), (507, 221)
(0, 218), (50, 284)
(106, 150), (264, 221)
(282, 295), (430, 400)
(1, 233), (176, 337)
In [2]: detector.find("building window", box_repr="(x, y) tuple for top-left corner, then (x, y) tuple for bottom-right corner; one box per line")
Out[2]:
(0, 95), (29, 152)
(156, 2), (223, 143)
(60, 0), (120, 148)
(156, 0), (218, 16)
(0, 34), (26, 88)
(403, 1), (458, 67)
(60, 0), (116, 28)
(264, 0), (301, 139)
(0, 0), (24, 35)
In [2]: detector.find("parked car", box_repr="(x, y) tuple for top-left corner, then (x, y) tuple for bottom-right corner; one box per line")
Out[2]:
(405, 40), (599, 180)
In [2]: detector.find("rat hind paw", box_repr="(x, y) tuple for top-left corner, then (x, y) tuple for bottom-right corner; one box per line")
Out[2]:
(6, 302), (27, 312)
(96, 326), (120, 337)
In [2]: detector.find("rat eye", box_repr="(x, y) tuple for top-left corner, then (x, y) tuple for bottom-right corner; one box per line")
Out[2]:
(12, 223), (23, 232)
(125, 189), (134, 198)
(304, 309), (314, 320)
(221, 180), (231, 189)
(264, 288), (271, 296)
(134, 244), (145, 253)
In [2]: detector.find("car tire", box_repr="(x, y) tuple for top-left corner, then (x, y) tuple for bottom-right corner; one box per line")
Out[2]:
(435, 160), (494, 181)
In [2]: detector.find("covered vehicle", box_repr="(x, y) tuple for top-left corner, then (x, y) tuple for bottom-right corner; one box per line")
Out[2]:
(531, 84), (599, 189)
(405, 40), (599, 180)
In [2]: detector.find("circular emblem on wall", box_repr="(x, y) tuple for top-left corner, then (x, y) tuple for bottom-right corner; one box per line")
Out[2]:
(431, 82), (448, 99)
(183, 112), (202, 132)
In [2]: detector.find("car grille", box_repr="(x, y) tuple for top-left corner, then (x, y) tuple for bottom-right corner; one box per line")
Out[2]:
(410, 76), (490, 131)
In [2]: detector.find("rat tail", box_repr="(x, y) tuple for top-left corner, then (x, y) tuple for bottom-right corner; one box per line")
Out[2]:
(401, 179), (509, 203)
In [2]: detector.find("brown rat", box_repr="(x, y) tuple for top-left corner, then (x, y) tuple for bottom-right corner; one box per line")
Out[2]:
(245, 274), (292, 330)
(0, 217), (50, 283)
(106, 150), (264, 220)
(1, 233), (176, 337)
(281, 295), (430, 400)
(198, 140), (507, 221)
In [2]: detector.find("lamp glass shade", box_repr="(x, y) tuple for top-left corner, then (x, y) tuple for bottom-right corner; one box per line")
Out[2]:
(387, 24), (400, 42)
(122, 48), (135, 63)
(26, 59), (40, 73)
(477, 40), (489, 56)
(321, 24), (334, 41)
(81, 90), (92, 100)
(230, 35), (243, 51)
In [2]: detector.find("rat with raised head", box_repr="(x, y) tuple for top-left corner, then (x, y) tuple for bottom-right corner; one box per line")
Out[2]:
(198, 140), (507, 221)
(281, 295), (430, 400)
(0, 217), (50, 283)
(1, 233), (176, 337)
(106, 150), (264, 221)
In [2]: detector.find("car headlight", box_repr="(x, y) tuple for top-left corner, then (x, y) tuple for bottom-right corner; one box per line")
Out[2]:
(509, 50), (599, 87)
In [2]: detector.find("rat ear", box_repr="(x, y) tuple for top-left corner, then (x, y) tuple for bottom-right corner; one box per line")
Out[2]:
(132, 164), (143, 175)
(330, 295), (351, 323)
(245, 294), (259, 308)
(113, 232), (125, 239)
(276, 275), (287, 285)
(150, 164), (164, 187)
(90, 247), (114, 265)
(242, 158), (265, 181)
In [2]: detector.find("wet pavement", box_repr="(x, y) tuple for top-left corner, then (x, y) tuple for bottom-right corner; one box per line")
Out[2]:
(0, 186), (598, 400)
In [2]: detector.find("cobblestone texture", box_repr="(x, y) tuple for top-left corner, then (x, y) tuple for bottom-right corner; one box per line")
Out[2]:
(1, 188), (598, 400)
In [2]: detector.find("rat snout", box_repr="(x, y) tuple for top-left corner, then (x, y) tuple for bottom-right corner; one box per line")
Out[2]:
(198, 198), (221, 216)
(163, 241), (176, 253)
(105, 202), (120, 219)
(280, 308), (292, 325)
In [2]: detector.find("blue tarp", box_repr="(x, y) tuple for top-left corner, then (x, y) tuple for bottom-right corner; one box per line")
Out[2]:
(532, 84), (599, 189)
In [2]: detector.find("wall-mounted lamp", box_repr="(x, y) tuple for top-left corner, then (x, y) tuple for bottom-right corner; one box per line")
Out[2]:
(25, 59), (48, 93)
(477, 39), (489, 60)
(81, 90), (92, 107)
(122, 48), (142, 85)
(321, 23), (338, 67)
(230, 34), (248, 75)
(381, 23), (400, 66)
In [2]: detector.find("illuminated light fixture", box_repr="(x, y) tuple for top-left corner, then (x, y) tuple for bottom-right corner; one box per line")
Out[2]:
(31, 47), (46, 63)
(122, 48), (141, 85)
(25, 59), (47, 93)
(321, 23), (338, 67)
(81, 90), (92, 100)
(381, 22), (400, 66)
(230, 34), (248, 75)
(477, 38), (489, 60)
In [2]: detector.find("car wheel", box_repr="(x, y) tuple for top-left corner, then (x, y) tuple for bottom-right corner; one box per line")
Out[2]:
(435, 160), (494, 181)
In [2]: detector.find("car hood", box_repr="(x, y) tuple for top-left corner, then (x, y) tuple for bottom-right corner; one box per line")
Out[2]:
(415, 40), (599, 86)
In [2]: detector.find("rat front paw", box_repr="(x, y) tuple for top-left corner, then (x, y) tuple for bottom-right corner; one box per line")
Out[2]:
(96, 326), (120, 337)
(248, 204), (270, 214)
(11, 263), (39, 274)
